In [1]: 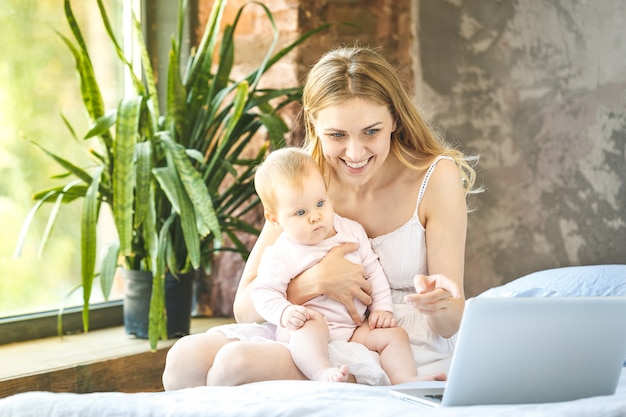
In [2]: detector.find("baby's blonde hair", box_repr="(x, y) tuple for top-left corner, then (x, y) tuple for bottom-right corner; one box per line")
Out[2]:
(255, 147), (321, 213)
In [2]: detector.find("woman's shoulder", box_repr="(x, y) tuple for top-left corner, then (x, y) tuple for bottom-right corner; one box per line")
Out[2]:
(417, 156), (467, 220)
(423, 156), (464, 191)
(394, 154), (457, 195)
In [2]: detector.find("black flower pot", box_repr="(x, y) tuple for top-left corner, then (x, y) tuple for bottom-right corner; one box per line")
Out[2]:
(122, 269), (194, 339)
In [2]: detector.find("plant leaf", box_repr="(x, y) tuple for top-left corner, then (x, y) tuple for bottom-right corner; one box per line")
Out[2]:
(57, 283), (83, 337)
(234, 2), (278, 91)
(148, 212), (175, 350)
(166, 36), (187, 144)
(220, 81), (249, 153)
(142, 183), (158, 273)
(14, 190), (58, 258)
(152, 162), (202, 269)
(187, 0), (227, 87)
(134, 141), (152, 229)
(160, 136), (221, 240)
(98, 0), (144, 93)
(85, 110), (117, 139)
(248, 22), (333, 85)
(207, 23), (235, 106)
(257, 112), (289, 143)
(60, 112), (80, 142)
(186, 149), (205, 166)
(113, 96), (142, 255)
(32, 185), (88, 202)
(99, 240), (120, 300)
(28, 140), (96, 188)
(38, 180), (83, 258)
(133, 12), (157, 115)
(81, 165), (104, 333)
(62, 0), (112, 149)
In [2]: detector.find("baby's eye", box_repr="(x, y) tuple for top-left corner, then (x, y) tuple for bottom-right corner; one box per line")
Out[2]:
(295, 209), (306, 216)
(316, 200), (325, 208)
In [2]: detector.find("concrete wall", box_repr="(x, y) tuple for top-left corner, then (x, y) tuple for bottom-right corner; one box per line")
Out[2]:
(415, 0), (626, 295)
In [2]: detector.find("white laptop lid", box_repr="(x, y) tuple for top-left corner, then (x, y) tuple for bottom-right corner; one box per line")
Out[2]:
(392, 296), (626, 407)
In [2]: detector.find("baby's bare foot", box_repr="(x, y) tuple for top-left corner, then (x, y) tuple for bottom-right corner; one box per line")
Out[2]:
(314, 365), (350, 382)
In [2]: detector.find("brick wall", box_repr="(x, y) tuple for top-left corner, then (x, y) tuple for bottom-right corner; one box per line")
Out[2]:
(194, 0), (415, 316)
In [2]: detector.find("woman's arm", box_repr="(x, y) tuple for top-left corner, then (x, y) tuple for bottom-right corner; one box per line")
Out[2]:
(233, 222), (282, 323)
(408, 158), (468, 338)
(233, 223), (372, 324)
(286, 242), (372, 324)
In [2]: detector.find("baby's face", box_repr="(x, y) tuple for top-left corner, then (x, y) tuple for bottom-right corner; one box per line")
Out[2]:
(272, 169), (335, 245)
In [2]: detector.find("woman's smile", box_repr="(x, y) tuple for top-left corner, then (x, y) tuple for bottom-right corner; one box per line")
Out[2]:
(343, 157), (371, 170)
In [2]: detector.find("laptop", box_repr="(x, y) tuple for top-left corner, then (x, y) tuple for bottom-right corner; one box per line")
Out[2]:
(390, 296), (626, 407)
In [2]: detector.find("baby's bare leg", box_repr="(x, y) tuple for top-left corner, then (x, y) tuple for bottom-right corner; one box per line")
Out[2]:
(351, 324), (438, 384)
(290, 314), (350, 382)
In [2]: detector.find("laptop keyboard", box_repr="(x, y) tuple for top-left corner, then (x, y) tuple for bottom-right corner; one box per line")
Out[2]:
(426, 394), (444, 402)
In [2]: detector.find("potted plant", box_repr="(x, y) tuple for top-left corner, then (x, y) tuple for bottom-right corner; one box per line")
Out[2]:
(15, 0), (327, 350)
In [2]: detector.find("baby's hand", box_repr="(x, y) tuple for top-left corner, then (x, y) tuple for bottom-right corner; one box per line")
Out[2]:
(367, 310), (397, 329)
(281, 305), (314, 330)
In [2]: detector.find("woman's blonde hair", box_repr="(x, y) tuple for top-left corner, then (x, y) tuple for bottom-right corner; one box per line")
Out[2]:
(302, 46), (478, 195)
(254, 147), (320, 213)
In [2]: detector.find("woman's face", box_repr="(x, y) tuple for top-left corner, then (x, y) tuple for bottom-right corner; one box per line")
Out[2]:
(312, 98), (396, 187)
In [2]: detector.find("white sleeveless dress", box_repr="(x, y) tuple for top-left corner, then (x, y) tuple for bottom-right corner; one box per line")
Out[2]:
(369, 156), (457, 371)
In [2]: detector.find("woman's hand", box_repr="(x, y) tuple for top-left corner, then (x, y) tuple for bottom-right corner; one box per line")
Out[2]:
(287, 242), (372, 324)
(404, 274), (462, 317)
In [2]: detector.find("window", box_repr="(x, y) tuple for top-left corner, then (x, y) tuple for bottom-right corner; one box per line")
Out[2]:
(0, 1), (128, 327)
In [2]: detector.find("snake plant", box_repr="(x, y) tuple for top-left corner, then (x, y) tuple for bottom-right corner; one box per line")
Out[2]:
(15, 0), (328, 349)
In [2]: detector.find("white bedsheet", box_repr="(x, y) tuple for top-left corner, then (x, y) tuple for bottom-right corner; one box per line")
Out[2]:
(1, 367), (625, 417)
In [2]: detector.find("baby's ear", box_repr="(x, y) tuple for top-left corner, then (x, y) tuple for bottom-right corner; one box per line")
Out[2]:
(264, 210), (279, 226)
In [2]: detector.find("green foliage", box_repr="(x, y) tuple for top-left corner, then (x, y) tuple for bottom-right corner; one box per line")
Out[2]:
(15, 0), (328, 349)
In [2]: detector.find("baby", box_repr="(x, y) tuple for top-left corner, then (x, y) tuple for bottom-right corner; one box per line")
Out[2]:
(251, 147), (423, 383)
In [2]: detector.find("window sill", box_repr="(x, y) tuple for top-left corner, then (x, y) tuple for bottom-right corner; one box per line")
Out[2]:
(0, 317), (234, 399)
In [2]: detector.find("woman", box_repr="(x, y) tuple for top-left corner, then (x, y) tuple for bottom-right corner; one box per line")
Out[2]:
(162, 45), (478, 389)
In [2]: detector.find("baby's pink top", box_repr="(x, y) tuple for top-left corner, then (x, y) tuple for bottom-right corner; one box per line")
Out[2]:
(252, 214), (393, 341)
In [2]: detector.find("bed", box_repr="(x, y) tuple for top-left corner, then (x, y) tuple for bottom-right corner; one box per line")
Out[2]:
(1, 264), (625, 417)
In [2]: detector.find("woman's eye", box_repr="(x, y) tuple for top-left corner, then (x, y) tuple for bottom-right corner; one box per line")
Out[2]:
(295, 209), (305, 216)
(328, 132), (344, 139)
(365, 128), (379, 136)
